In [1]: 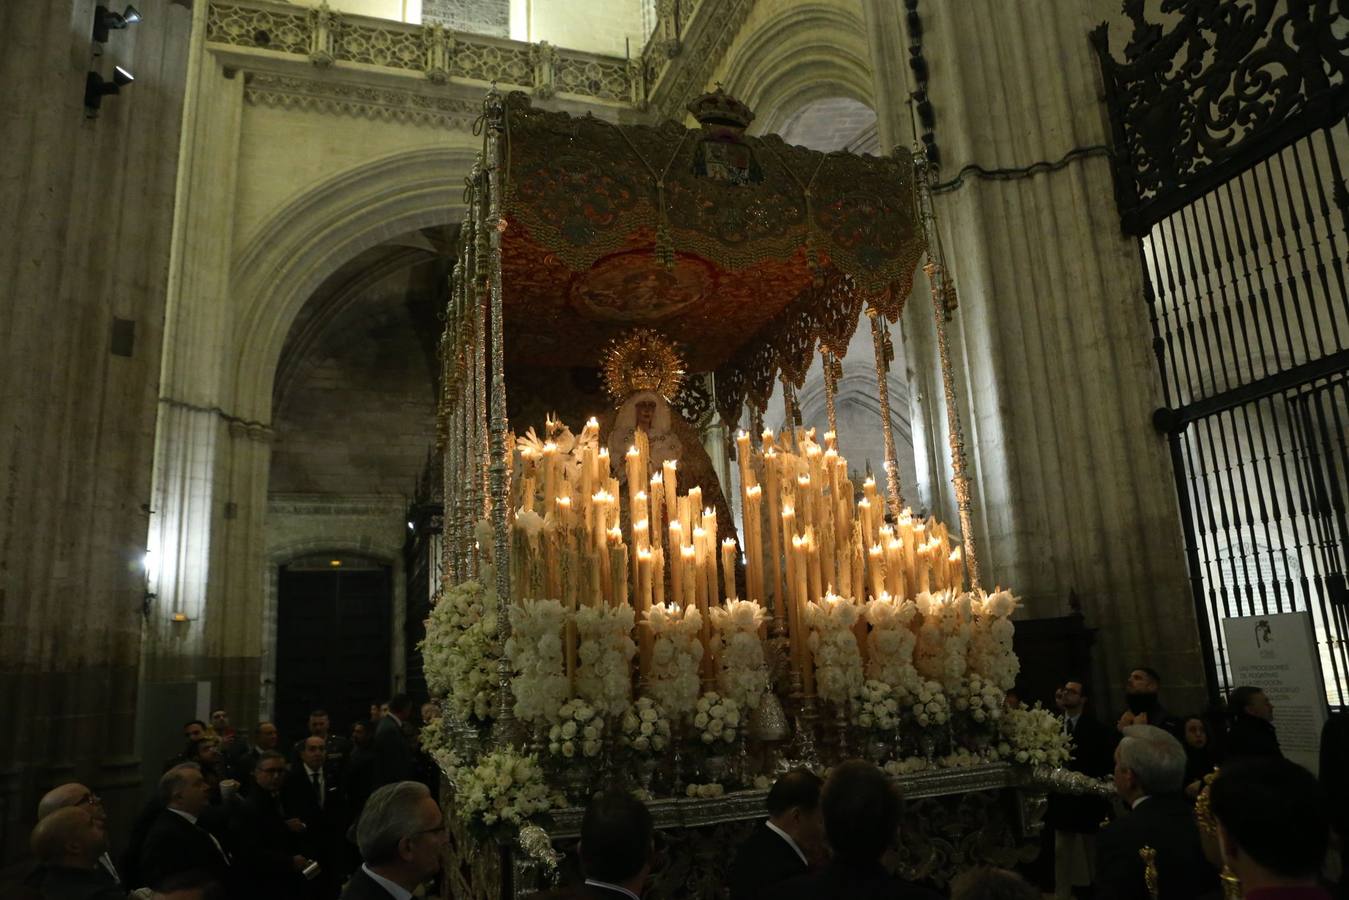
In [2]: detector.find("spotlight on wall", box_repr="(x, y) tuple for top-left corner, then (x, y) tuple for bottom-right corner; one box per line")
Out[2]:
(329, 559), (343, 568)
(93, 5), (143, 43)
(84, 66), (134, 115)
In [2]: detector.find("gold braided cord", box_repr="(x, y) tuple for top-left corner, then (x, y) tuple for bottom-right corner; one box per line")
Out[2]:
(915, 152), (981, 590)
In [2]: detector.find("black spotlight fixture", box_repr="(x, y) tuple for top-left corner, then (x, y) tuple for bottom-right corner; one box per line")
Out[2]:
(84, 66), (135, 115)
(93, 5), (142, 43)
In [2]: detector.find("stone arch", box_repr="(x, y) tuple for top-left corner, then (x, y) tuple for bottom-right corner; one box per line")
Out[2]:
(229, 144), (478, 423)
(718, 3), (875, 136)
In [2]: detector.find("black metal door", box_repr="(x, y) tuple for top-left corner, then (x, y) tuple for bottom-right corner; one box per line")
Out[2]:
(1094, 2), (1349, 709)
(275, 563), (392, 739)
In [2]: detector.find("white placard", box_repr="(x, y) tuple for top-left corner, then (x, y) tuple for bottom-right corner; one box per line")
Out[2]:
(1221, 612), (1329, 775)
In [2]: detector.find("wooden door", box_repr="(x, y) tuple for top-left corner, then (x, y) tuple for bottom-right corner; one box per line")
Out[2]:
(275, 562), (391, 740)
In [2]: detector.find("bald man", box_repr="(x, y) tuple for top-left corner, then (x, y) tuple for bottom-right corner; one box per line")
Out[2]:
(29, 807), (125, 899)
(37, 784), (121, 887)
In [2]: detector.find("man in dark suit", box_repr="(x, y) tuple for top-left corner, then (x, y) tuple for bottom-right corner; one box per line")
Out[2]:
(527, 790), (655, 900)
(1115, 667), (1181, 738)
(293, 709), (353, 777)
(1095, 724), (1218, 900)
(137, 764), (233, 890)
(1225, 686), (1283, 760)
(1211, 757), (1333, 900)
(341, 781), (446, 899)
(1046, 679), (1113, 899)
(372, 696), (414, 789)
(728, 769), (823, 900)
(232, 750), (313, 900)
(35, 783), (122, 889)
(776, 760), (943, 900)
(27, 806), (124, 900)
(222, 720), (280, 790)
(284, 735), (349, 896)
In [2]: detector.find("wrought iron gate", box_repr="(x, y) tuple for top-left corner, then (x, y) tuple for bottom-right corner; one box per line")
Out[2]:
(1093, 2), (1349, 709)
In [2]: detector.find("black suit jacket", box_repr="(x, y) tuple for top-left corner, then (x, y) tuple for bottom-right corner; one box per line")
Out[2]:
(372, 716), (412, 788)
(1226, 714), (1283, 760)
(339, 867), (404, 900)
(1046, 712), (1114, 833)
(26, 865), (124, 900)
(1095, 793), (1218, 900)
(231, 789), (304, 900)
(137, 808), (232, 890)
(775, 861), (944, 900)
(728, 821), (810, 900)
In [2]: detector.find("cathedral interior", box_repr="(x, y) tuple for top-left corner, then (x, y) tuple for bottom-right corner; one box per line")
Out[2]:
(2, 0), (1346, 886)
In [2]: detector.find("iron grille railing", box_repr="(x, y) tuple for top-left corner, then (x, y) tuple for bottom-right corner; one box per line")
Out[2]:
(1095, 1), (1349, 709)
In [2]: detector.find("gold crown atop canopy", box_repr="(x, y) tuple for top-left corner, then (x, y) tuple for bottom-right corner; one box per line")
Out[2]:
(686, 85), (755, 131)
(601, 329), (686, 404)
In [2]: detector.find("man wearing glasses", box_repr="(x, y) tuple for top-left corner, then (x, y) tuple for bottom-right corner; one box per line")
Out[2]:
(36, 783), (122, 887)
(342, 781), (447, 899)
(233, 751), (315, 899)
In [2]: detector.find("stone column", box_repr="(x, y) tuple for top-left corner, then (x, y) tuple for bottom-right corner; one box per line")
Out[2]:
(865, 0), (1205, 706)
(143, 21), (257, 718)
(0, 0), (194, 863)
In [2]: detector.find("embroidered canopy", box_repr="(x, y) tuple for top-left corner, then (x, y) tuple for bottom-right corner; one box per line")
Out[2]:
(450, 90), (927, 425)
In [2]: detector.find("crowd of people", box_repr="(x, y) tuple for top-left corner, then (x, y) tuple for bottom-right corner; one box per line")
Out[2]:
(18, 695), (442, 900)
(1044, 667), (1347, 900)
(16, 669), (1348, 900)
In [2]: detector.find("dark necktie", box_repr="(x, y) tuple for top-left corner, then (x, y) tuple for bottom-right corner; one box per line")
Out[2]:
(311, 771), (323, 808)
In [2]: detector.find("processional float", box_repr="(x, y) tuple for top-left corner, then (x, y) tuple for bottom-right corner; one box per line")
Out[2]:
(424, 87), (1107, 899)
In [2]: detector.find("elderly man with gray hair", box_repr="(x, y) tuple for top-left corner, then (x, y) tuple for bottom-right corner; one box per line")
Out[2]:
(340, 781), (446, 899)
(1094, 724), (1218, 900)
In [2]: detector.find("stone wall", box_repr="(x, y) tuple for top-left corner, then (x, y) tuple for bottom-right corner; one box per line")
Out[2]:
(423, 0), (509, 37)
(0, 0), (195, 866)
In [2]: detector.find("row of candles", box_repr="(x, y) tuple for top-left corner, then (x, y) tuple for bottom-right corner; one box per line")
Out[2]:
(511, 417), (966, 691)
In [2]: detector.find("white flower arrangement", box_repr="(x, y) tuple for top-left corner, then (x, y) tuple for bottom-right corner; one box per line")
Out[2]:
(573, 604), (637, 717)
(692, 691), (739, 745)
(421, 574), (500, 723)
(967, 589), (1020, 691)
(684, 782), (725, 799)
(420, 716), (449, 759)
(950, 673), (1004, 726)
(619, 696), (672, 755)
(644, 603), (704, 720)
(911, 678), (950, 728)
(547, 698), (604, 759)
(804, 593), (864, 707)
(854, 679), (902, 731)
(998, 704), (1072, 767)
(506, 598), (570, 724)
(864, 594), (921, 700)
(709, 599), (770, 712)
(453, 748), (556, 834)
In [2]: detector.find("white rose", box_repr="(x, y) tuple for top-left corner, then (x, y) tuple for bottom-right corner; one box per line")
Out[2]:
(562, 742), (576, 758)
(722, 729), (735, 743)
(724, 709), (740, 727)
(693, 712), (709, 729)
(561, 721), (577, 739)
(640, 708), (658, 723)
(701, 732), (714, 744)
(583, 740), (601, 757)
(633, 736), (650, 752)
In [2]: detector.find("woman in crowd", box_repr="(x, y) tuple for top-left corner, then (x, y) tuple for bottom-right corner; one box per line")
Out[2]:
(1182, 715), (1217, 800)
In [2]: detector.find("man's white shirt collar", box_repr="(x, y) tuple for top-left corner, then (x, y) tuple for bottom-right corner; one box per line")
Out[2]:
(765, 820), (809, 866)
(1131, 794), (1151, 810)
(362, 864), (413, 900)
(584, 877), (641, 899)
